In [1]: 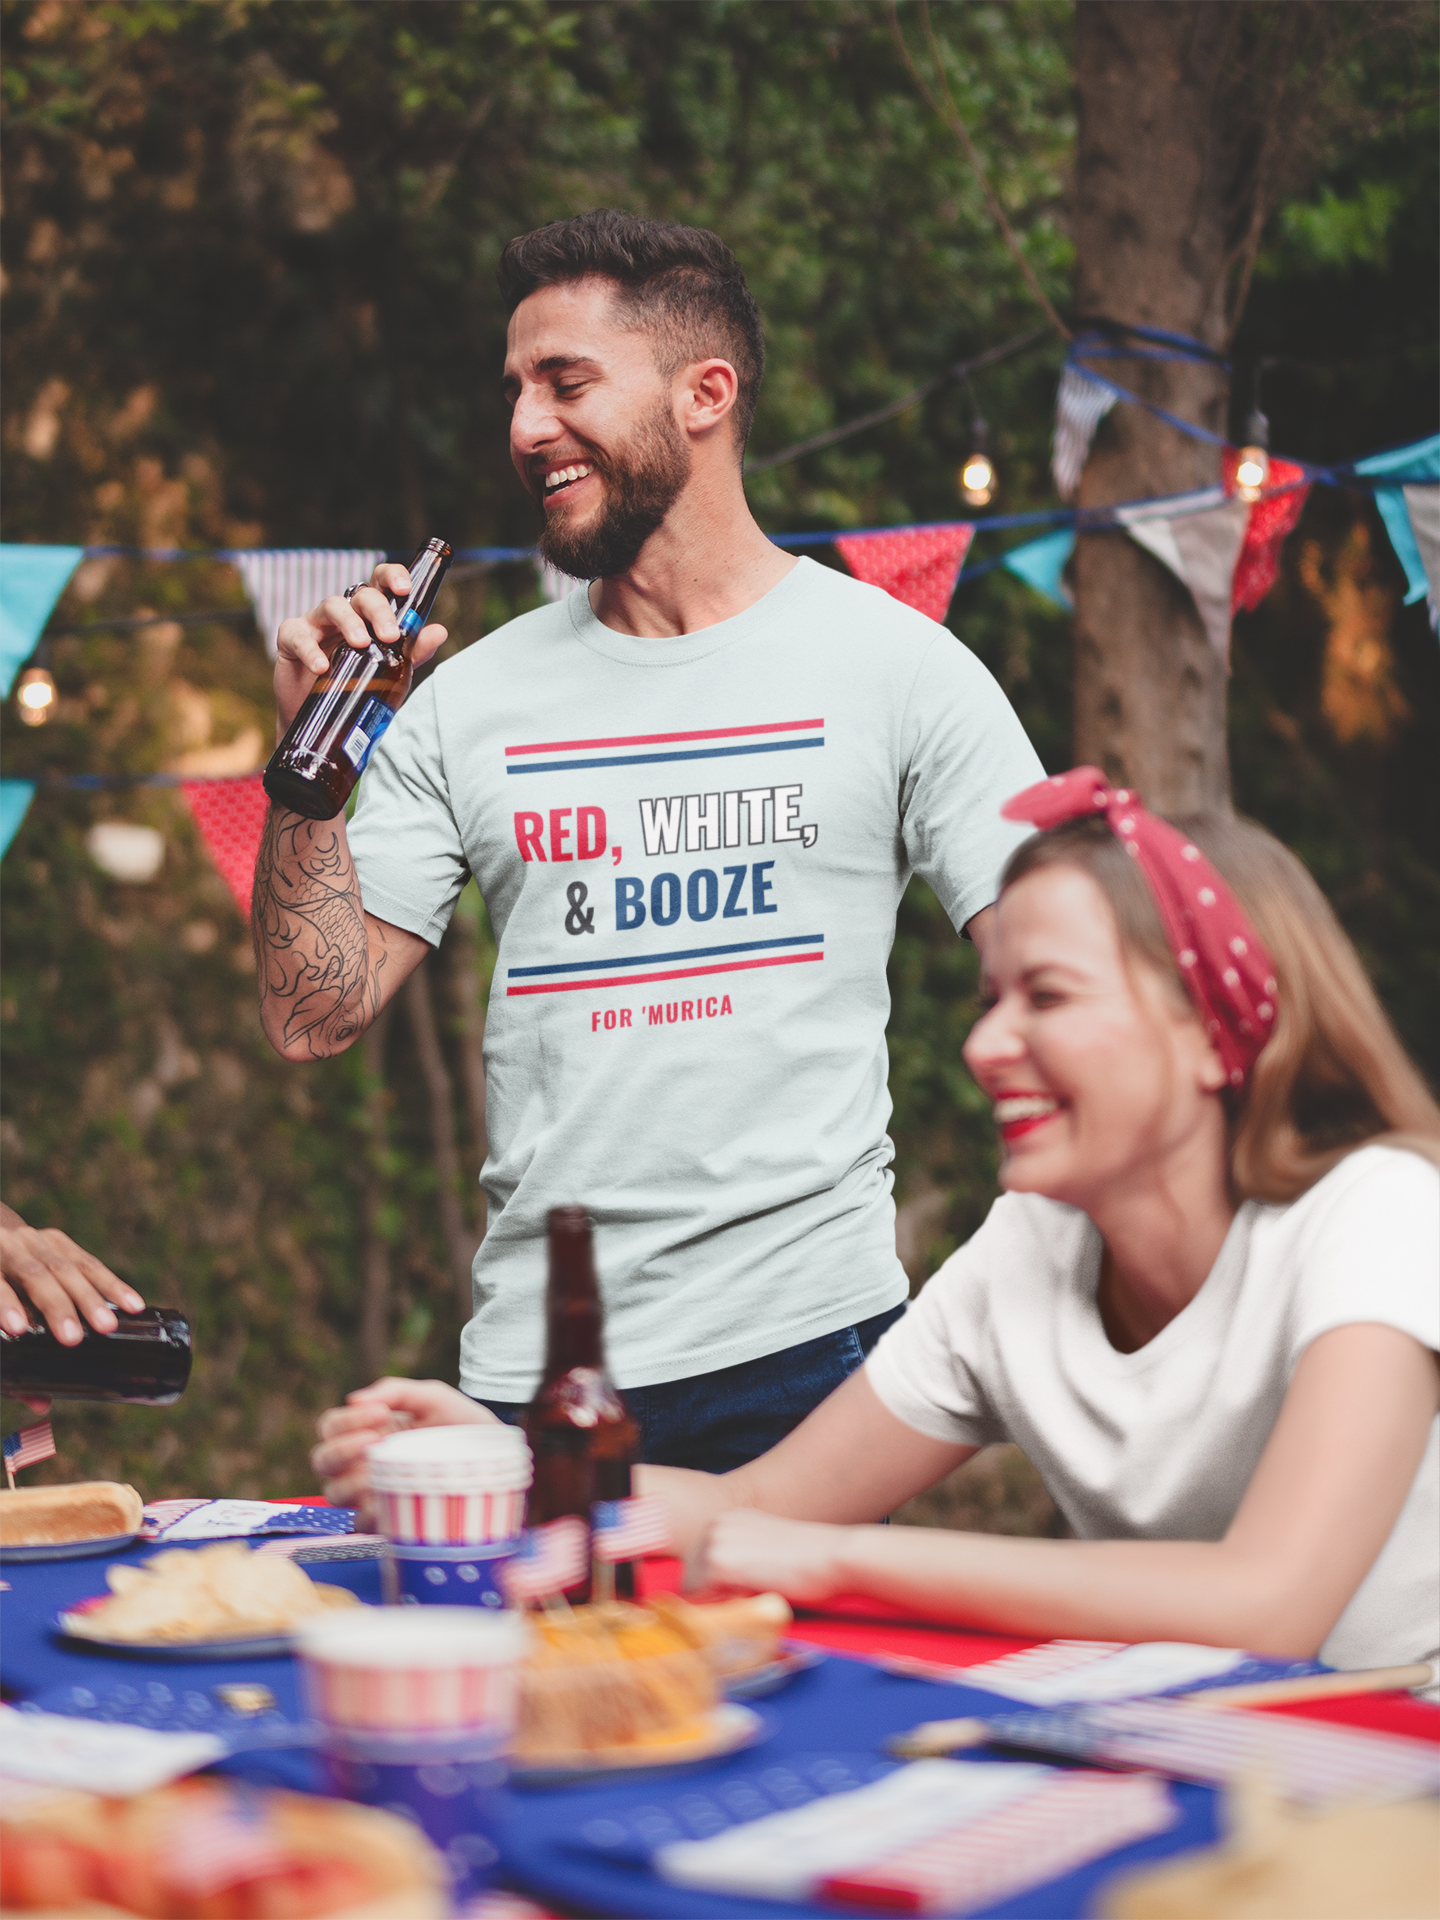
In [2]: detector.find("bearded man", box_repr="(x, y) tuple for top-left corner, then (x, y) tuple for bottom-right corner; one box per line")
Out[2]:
(257, 210), (1043, 1493)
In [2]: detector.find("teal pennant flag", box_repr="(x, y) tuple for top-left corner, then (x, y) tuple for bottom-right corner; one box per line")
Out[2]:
(0, 544), (84, 696)
(1003, 528), (1076, 610)
(1354, 436), (1440, 609)
(0, 780), (36, 859)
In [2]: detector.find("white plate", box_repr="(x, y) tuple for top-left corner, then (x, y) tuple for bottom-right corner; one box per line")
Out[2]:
(54, 1596), (291, 1661)
(511, 1702), (767, 1788)
(1, 1532), (139, 1564)
(724, 1642), (826, 1699)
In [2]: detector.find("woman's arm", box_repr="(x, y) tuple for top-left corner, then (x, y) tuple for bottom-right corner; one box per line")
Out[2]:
(636, 1365), (978, 1556)
(699, 1323), (1439, 1658)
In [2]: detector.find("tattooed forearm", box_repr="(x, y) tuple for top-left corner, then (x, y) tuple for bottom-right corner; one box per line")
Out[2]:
(252, 808), (401, 1059)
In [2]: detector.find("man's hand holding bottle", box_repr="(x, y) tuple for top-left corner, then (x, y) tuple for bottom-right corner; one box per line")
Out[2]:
(273, 560), (449, 733)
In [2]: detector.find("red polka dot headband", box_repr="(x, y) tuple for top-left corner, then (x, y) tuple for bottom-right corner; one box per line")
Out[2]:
(1002, 767), (1279, 1088)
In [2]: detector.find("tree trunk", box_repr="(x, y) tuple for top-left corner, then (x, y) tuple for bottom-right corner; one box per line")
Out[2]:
(404, 957), (478, 1318)
(1072, 3), (1243, 812)
(358, 1006), (395, 1381)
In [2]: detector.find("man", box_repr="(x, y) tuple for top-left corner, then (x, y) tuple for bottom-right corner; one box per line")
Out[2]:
(258, 210), (1043, 1490)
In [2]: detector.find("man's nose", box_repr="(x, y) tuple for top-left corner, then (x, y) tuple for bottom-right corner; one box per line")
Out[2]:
(510, 384), (562, 457)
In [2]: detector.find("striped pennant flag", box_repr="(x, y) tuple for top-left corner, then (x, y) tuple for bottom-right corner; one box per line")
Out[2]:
(233, 549), (384, 659)
(591, 1494), (672, 1563)
(500, 1517), (589, 1603)
(4, 1420), (55, 1481)
(160, 1795), (292, 1899)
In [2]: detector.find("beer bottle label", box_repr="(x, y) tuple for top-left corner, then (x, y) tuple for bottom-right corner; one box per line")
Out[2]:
(341, 695), (396, 772)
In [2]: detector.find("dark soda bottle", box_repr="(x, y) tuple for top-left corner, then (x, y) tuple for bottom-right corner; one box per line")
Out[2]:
(524, 1207), (639, 1602)
(263, 537), (453, 821)
(0, 1306), (192, 1406)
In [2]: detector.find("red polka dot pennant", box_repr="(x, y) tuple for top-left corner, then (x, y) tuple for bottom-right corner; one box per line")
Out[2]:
(834, 524), (975, 624)
(1224, 451), (1311, 613)
(1002, 766), (1279, 1088)
(180, 773), (269, 919)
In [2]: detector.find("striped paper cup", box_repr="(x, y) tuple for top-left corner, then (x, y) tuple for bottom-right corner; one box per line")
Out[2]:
(369, 1425), (532, 1546)
(294, 1607), (531, 1740)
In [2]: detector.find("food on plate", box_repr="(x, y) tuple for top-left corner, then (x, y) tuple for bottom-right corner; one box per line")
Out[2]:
(648, 1590), (792, 1674)
(0, 1481), (144, 1548)
(64, 1542), (362, 1645)
(513, 1592), (791, 1761)
(516, 1600), (717, 1760)
(0, 1775), (447, 1917)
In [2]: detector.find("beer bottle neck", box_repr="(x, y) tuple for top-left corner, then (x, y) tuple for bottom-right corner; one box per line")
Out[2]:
(541, 1210), (606, 1378)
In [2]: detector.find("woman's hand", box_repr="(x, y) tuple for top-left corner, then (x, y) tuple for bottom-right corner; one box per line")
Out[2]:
(311, 1377), (497, 1521)
(0, 1204), (145, 1410)
(696, 1509), (853, 1606)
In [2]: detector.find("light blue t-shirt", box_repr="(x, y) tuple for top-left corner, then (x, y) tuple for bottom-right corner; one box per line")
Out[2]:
(347, 557), (1042, 1398)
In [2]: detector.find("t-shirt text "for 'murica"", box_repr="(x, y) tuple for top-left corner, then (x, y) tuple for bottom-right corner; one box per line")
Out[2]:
(589, 994), (735, 1034)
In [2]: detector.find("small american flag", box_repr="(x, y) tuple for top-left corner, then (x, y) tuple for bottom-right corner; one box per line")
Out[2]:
(3, 1421), (55, 1480)
(501, 1517), (589, 1602)
(591, 1494), (672, 1563)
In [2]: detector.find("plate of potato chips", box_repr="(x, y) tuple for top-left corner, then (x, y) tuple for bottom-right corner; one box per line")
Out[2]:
(55, 1541), (364, 1659)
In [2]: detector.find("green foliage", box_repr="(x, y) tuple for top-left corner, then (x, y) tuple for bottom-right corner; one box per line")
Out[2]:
(1, 0), (1435, 1497)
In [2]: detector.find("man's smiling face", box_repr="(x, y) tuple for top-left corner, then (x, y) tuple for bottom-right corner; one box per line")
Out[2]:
(503, 276), (692, 579)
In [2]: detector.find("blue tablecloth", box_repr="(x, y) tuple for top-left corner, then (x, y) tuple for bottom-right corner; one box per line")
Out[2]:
(2, 1541), (1223, 1918)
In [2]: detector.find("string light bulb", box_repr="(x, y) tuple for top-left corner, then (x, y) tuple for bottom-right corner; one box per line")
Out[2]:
(959, 418), (995, 507)
(1235, 399), (1270, 504)
(15, 665), (56, 727)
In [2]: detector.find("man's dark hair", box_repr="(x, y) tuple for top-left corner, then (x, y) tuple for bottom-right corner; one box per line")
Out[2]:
(498, 209), (765, 450)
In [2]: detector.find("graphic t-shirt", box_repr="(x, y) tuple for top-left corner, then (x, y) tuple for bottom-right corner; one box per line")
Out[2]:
(347, 557), (1042, 1398)
(866, 1145), (1440, 1671)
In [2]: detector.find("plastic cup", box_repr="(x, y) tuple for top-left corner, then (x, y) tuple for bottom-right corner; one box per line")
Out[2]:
(294, 1606), (529, 1898)
(369, 1423), (532, 1606)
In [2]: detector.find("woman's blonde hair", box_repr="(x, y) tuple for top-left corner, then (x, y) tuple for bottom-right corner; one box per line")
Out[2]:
(1001, 812), (1440, 1202)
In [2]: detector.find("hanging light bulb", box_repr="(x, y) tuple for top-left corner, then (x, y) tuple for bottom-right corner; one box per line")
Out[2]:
(15, 665), (56, 727)
(959, 417), (995, 507)
(1235, 405), (1270, 504)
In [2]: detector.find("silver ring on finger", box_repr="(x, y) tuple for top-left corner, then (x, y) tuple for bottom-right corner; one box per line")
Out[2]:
(343, 583), (365, 601)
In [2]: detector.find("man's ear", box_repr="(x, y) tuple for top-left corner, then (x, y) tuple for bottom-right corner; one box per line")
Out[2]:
(680, 357), (739, 437)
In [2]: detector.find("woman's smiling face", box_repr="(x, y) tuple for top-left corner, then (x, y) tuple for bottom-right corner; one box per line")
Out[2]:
(963, 864), (1228, 1211)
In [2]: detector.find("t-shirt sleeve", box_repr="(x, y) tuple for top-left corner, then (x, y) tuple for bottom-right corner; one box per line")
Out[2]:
(345, 675), (470, 947)
(1286, 1147), (1440, 1367)
(864, 1203), (1014, 1447)
(897, 633), (1045, 935)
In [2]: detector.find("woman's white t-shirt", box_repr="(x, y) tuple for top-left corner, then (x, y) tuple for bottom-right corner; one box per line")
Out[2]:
(866, 1145), (1439, 1671)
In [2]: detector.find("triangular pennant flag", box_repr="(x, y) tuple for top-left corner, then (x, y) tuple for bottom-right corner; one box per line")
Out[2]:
(1052, 366), (1118, 501)
(1224, 454), (1310, 613)
(0, 780), (36, 860)
(1355, 436), (1440, 609)
(181, 774), (269, 918)
(833, 525), (974, 624)
(1002, 528), (1076, 609)
(1118, 489), (1250, 664)
(233, 550), (384, 659)
(0, 545), (83, 696)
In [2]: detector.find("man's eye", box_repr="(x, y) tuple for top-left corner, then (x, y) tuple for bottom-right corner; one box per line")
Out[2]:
(554, 383), (584, 398)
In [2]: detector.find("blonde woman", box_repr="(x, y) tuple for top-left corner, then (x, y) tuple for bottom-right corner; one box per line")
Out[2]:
(646, 769), (1440, 1670)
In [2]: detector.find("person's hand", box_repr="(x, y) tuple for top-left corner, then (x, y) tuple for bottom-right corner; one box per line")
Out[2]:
(274, 562), (448, 732)
(695, 1508), (850, 1605)
(0, 1205), (145, 1410)
(310, 1377), (497, 1520)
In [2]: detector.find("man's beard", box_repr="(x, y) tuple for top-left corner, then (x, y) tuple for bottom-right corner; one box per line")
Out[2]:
(537, 402), (691, 580)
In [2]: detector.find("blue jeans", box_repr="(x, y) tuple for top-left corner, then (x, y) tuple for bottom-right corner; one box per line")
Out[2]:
(475, 1302), (907, 1475)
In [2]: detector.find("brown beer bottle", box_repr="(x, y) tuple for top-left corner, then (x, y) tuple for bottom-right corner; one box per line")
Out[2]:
(524, 1206), (639, 1601)
(263, 537), (452, 821)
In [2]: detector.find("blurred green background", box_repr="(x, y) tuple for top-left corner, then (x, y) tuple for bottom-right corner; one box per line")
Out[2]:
(1, 2), (1435, 1517)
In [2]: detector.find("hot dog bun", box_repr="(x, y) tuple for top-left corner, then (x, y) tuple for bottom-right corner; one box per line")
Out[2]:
(0, 1481), (144, 1547)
